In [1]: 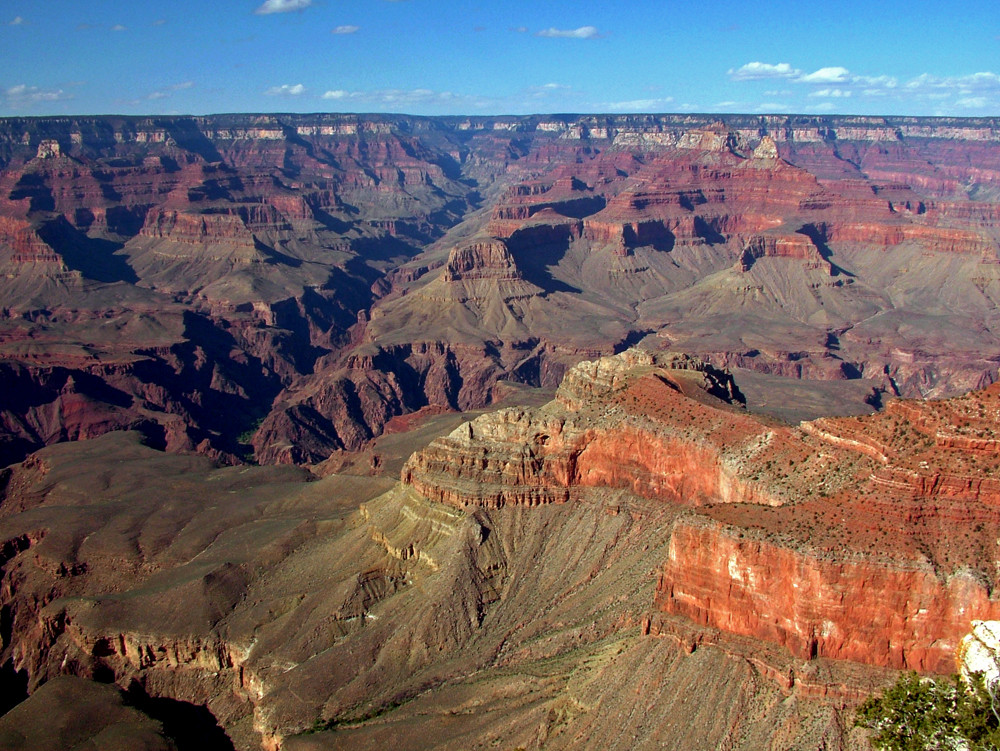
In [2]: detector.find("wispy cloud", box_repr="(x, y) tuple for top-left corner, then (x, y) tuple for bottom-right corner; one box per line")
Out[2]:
(9, 16), (24, 25)
(511, 26), (529, 33)
(266, 83), (306, 96)
(320, 85), (565, 113)
(4, 84), (72, 108)
(728, 62), (801, 81)
(532, 82), (570, 92)
(905, 71), (1000, 92)
(322, 87), (464, 105)
(316, 80), (617, 115)
(536, 26), (602, 39)
(605, 97), (674, 112)
(332, 25), (359, 34)
(111, 24), (127, 32)
(799, 66), (850, 84)
(957, 96), (988, 108)
(145, 81), (194, 101)
(730, 63), (849, 85)
(255, 0), (311, 15)
(808, 88), (852, 98)
(730, 60), (1000, 114)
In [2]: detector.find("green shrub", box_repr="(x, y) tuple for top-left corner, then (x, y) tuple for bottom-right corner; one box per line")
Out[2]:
(856, 671), (1000, 750)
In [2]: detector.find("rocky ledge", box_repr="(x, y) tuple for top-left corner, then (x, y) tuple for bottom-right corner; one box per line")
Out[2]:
(404, 349), (1000, 674)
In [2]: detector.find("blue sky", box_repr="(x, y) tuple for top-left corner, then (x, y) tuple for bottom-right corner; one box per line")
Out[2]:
(2, 0), (998, 117)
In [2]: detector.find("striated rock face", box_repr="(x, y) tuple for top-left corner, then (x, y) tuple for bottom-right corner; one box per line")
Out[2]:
(736, 232), (830, 272)
(405, 350), (1000, 677)
(753, 135), (780, 160)
(0, 429), (882, 751)
(8, 348), (1000, 748)
(442, 239), (521, 281)
(402, 351), (766, 508)
(138, 208), (258, 247)
(658, 517), (1000, 673)
(0, 111), (999, 469)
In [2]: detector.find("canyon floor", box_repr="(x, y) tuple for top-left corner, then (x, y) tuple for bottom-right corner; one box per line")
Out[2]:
(1, 113), (1000, 749)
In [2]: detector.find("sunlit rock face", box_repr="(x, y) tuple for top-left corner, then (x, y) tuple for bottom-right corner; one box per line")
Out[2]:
(1, 113), (1000, 468)
(5, 346), (1000, 748)
(958, 620), (1000, 686)
(406, 351), (1000, 675)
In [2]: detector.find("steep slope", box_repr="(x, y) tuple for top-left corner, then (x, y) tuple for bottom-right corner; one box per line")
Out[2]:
(0, 429), (873, 751)
(405, 350), (1000, 675)
(1, 114), (999, 467)
(4, 351), (1000, 749)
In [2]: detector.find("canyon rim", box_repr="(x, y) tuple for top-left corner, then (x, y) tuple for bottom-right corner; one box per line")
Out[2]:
(0, 112), (999, 749)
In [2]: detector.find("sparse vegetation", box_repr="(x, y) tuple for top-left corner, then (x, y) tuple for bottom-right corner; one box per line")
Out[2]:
(856, 672), (1000, 750)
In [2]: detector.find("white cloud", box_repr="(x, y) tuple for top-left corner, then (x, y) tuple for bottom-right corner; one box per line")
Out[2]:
(111, 24), (127, 32)
(957, 96), (988, 108)
(4, 84), (72, 107)
(332, 25), (359, 34)
(531, 82), (570, 93)
(798, 66), (851, 84)
(808, 88), (852, 98)
(323, 88), (451, 104)
(856, 75), (897, 89)
(322, 87), (495, 111)
(728, 62), (801, 81)
(896, 72), (999, 112)
(726, 59), (1000, 113)
(265, 83), (305, 96)
(255, 0), (311, 15)
(9, 16), (23, 25)
(906, 71), (1000, 92)
(511, 26), (529, 33)
(536, 26), (601, 39)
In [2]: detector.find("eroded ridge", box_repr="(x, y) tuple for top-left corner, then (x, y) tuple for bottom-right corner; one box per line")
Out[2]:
(405, 350), (1000, 674)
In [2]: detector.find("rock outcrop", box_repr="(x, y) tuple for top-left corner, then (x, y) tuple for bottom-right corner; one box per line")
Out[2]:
(1, 111), (999, 469)
(957, 620), (1000, 687)
(0, 428), (878, 751)
(405, 351), (1000, 676)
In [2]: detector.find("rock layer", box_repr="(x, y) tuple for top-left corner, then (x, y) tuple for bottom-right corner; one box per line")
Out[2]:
(2, 113), (1000, 465)
(405, 351), (1000, 674)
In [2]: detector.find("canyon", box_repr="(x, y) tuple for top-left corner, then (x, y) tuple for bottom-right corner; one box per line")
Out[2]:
(1, 113), (1000, 467)
(1, 113), (1000, 748)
